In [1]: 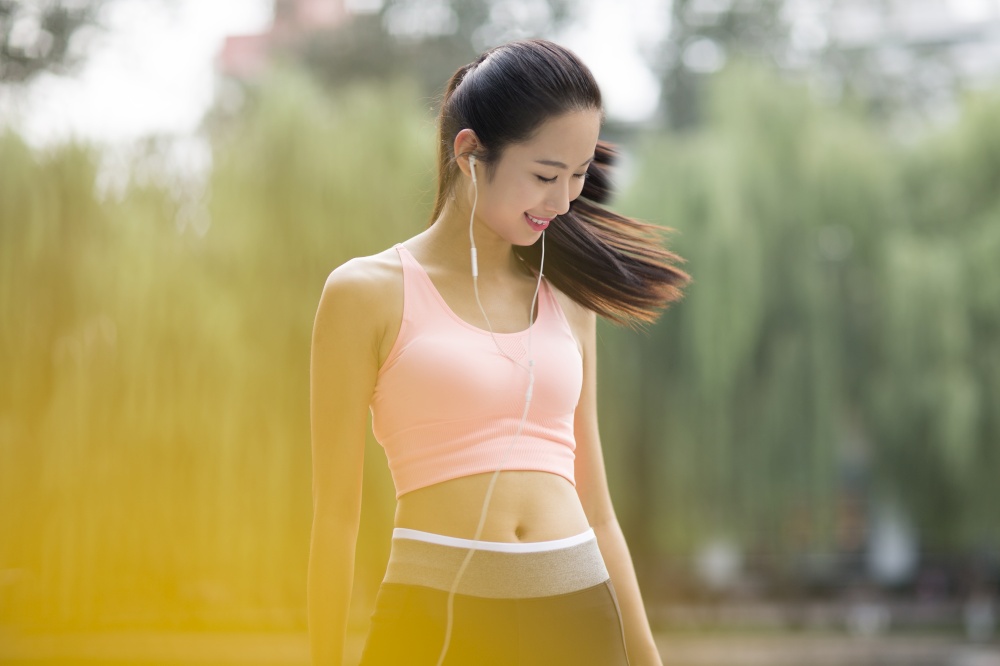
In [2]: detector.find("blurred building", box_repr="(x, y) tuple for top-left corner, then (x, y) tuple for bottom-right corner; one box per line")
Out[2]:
(217, 0), (353, 80)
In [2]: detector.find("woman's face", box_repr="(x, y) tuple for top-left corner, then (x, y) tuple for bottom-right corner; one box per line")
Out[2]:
(471, 109), (602, 246)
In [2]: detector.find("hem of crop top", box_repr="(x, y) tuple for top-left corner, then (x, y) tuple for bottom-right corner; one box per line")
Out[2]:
(377, 243), (579, 378)
(392, 462), (577, 500)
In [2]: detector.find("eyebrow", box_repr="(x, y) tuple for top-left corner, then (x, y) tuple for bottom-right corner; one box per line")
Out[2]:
(534, 156), (595, 169)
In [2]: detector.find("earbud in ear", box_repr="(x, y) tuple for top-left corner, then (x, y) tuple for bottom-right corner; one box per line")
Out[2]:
(469, 155), (477, 184)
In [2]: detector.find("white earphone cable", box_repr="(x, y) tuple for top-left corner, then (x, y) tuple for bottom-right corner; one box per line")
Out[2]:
(435, 157), (545, 666)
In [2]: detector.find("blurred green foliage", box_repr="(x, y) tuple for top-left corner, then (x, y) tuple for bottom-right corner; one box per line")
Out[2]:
(609, 65), (1000, 578)
(1, 0), (111, 84)
(1, 62), (999, 631)
(657, 0), (788, 129)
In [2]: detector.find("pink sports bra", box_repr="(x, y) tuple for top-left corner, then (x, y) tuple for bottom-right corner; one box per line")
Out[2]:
(369, 243), (583, 498)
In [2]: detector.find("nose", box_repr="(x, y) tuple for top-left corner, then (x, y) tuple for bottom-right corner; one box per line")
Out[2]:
(545, 181), (572, 216)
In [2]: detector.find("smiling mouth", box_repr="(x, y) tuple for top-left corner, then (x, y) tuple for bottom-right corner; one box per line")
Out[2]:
(525, 213), (551, 230)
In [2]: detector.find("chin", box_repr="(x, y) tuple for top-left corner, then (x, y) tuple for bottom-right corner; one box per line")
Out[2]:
(510, 232), (544, 248)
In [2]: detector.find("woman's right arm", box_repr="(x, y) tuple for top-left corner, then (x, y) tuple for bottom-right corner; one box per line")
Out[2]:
(308, 262), (381, 666)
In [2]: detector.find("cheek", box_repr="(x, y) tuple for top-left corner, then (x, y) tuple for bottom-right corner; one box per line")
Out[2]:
(482, 190), (527, 224)
(483, 171), (543, 214)
(502, 179), (542, 211)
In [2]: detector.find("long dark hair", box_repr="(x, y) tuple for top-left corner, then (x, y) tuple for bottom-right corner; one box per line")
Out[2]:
(431, 39), (689, 327)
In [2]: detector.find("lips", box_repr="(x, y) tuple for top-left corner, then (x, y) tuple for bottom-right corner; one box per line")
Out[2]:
(525, 213), (551, 231)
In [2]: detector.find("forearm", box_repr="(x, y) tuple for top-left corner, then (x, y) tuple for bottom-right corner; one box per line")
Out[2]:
(593, 518), (662, 666)
(307, 522), (357, 666)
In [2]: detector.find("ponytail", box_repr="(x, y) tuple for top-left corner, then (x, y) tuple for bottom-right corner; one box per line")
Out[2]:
(513, 141), (688, 327)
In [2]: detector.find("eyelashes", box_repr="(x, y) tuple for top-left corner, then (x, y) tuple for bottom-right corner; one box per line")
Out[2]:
(536, 173), (589, 184)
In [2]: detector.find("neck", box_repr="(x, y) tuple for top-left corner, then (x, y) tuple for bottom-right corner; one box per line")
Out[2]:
(424, 186), (522, 279)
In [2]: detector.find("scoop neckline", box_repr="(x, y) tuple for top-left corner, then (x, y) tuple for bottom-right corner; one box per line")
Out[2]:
(397, 244), (544, 337)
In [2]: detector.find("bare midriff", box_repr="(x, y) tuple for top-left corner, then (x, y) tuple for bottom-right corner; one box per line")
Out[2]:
(394, 470), (591, 543)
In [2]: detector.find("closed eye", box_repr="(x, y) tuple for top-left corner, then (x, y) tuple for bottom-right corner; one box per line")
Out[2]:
(537, 173), (588, 184)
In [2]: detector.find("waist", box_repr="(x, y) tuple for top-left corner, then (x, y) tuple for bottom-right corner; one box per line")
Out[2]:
(394, 470), (590, 542)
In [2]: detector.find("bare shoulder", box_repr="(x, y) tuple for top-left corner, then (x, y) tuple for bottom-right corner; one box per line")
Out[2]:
(323, 248), (402, 296)
(321, 247), (401, 302)
(315, 246), (403, 348)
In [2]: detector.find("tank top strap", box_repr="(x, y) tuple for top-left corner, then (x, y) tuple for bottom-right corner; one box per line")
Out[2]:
(393, 242), (418, 276)
(394, 243), (573, 338)
(393, 243), (452, 327)
(539, 276), (574, 337)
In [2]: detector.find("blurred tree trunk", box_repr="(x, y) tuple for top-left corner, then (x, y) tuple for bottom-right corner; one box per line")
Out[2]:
(288, 0), (573, 98)
(656, 0), (790, 131)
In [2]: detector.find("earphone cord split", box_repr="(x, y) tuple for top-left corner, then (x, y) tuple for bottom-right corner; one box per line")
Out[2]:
(434, 157), (546, 666)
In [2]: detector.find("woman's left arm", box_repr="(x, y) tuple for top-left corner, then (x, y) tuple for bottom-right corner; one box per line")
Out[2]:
(572, 307), (662, 666)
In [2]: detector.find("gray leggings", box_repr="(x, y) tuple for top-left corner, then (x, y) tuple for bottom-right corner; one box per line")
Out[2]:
(358, 530), (630, 665)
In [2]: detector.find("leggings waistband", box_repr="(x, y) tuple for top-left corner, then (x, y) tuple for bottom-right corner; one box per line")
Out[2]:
(392, 527), (596, 552)
(384, 528), (609, 599)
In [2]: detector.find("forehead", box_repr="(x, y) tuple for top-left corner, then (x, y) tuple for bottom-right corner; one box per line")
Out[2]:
(504, 110), (602, 165)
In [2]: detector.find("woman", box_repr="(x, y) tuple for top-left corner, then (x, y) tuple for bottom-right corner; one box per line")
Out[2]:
(309, 39), (688, 665)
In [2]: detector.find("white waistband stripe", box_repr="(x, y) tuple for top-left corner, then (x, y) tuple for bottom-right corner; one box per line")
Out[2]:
(392, 527), (596, 553)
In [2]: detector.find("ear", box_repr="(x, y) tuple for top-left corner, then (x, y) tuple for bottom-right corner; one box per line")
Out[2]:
(453, 128), (480, 181)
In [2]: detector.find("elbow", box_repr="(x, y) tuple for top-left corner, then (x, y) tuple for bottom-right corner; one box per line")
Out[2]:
(587, 509), (619, 532)
(580, 494), (619, 531)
